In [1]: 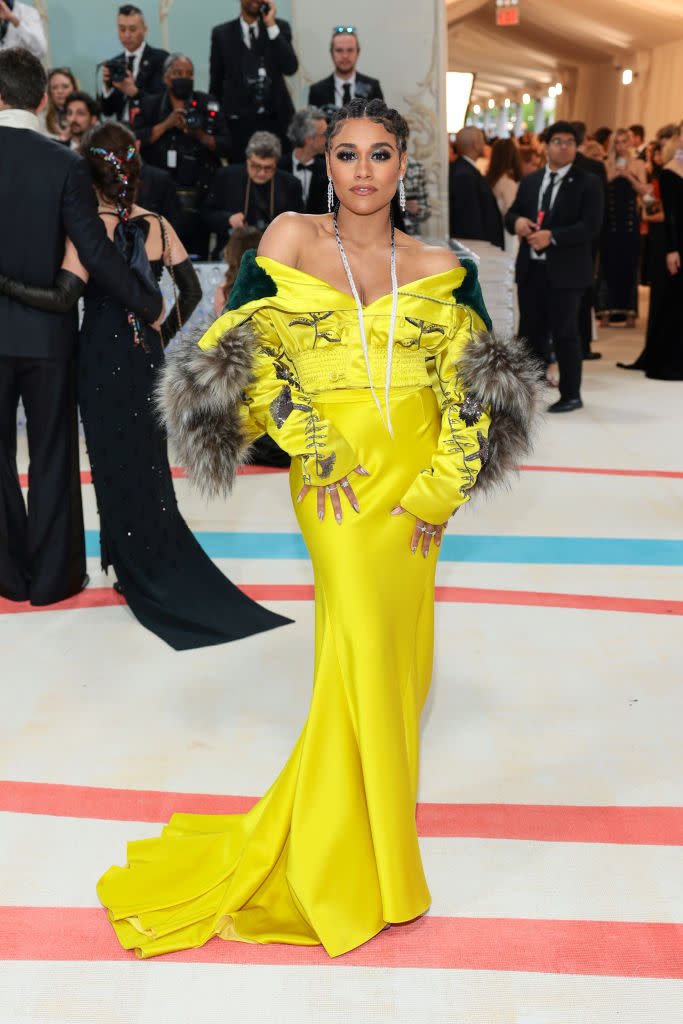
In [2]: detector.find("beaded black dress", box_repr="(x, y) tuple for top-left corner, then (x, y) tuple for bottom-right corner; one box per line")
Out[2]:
(597, 175), (640, 317)
(78, 216), (290, 649)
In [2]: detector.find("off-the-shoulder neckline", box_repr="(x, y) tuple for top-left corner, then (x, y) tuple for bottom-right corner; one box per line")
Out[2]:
(255, 255), (467, 308)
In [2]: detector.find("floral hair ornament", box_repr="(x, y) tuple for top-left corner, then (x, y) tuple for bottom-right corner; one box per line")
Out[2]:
(88, 144), (136, 221)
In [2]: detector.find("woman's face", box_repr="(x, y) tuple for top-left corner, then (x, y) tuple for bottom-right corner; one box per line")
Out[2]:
(49, 73), (73, 109)
(326, 117), (406, 216)
(614, 132), (629, 156)
(652, 146), (663, 166)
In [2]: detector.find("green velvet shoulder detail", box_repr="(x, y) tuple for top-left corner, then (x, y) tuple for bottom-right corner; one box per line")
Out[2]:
(225, 249), (278, 312)
(452, 257), (492, 332)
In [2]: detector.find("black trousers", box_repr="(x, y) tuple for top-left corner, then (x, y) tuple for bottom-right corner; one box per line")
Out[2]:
(518, 263), (583, 401)
(0, 356), (85, 604)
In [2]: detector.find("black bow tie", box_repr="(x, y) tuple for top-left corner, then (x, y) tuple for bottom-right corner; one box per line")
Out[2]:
(296, 162), (313, 171)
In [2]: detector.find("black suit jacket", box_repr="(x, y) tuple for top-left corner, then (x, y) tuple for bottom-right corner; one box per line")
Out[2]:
(209, 18), (297, 126)
(202, 165), (303, 249)
(0, 126), (161, 359)
(134, 90), (230, 185)
(307, 72), (383, 109)
(100, 43), (168, 120)
(504, 165), (604, 289)
(277, 152), (327, 214)
(448, 157), (503, 249)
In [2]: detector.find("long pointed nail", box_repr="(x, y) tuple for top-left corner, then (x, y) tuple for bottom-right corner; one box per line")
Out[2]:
(318, 511), (324, 522)
(357, 467), (370, 476)
(423, 548), (429, 558)
(335, 514), (342, 524)
(353, 503), (359, 513)
(411, 545), (416, 554)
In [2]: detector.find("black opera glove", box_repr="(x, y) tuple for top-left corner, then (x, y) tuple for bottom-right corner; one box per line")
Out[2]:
(0, 269), (85, 314)
(160, 258), (203, 347)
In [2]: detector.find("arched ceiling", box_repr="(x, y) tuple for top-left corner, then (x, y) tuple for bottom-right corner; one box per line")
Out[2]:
(446, 0), (683, 103)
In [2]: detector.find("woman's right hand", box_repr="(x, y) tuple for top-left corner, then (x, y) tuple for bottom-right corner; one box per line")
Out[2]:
(296, 465), (369, 524)
(666, 251), (681, 275)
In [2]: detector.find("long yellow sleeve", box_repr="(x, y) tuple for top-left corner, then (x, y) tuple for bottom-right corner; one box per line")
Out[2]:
(398, 308), (491, 524)
(245, 309), (358, 486)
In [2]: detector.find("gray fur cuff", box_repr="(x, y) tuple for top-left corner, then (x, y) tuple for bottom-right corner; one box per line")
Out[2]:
(461, 331), (543, 496)
(155, 321), (256, 499)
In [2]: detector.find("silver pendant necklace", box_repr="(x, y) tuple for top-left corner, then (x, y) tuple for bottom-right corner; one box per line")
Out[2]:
(333, 208), (398, 437)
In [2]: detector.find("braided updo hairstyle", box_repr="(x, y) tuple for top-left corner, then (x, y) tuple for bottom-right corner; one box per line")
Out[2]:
(82, 121), (141, 216)
(326, 98), (409, 155)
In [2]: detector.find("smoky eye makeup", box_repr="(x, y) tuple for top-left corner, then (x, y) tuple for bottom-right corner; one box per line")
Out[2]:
(334, 146), (395, 162)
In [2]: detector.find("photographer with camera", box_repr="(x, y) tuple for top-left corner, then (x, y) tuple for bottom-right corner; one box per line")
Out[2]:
(202, 129), (302, 255)
(209, 0), (298, 163)
(0, 1), (46, 57)
(133, 52), (229, 258)
(100, 5), (167, 124)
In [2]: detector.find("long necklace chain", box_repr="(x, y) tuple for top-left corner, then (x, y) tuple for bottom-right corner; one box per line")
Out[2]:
(333, 208), (398, 437)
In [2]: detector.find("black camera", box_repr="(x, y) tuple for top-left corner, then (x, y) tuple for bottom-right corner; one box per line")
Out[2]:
(105, 55), (129, 82)
(184, 98), (219, 134)
(259, 2), (271, 14)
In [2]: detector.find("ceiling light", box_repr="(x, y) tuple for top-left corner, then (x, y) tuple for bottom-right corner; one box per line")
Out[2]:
(622, 68), (633, 85)
(548, 86), (556, 98)
(522, 92), (530, 104)
(504, 98), (511, 108)
(488, 98), (495, 109)
(473, 104), (481, 114)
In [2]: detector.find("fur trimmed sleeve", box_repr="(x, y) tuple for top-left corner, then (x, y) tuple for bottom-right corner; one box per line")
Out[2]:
(399, 307), (542, 524)
(156, 309), (357, 498)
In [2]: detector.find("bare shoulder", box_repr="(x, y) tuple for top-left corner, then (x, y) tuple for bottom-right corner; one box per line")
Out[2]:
(397, 236), (461, 278)
(258, 212), (319, 266)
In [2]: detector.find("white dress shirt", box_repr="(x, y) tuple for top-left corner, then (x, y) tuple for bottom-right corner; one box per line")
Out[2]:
(334, 73), (356, 108)
(240, 15), (280, 47)
(530, 161), (572, 261)
(291, 153), (314, 202)
(0, 1), (47, 57)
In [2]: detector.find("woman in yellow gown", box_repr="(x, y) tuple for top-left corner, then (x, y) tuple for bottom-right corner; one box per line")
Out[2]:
(97, 100), (539, 958)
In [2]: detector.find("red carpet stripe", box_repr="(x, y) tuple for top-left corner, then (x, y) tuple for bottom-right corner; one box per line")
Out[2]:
(2, 781), (682, 844)
(17, 465), (683, 489)
(1, 907), (681, 977)
(3, 584), (683, 617)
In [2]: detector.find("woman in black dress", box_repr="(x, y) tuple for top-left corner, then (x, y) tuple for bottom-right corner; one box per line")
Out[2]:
(644, 130), (683, 380)
(0, 122), (289, 648)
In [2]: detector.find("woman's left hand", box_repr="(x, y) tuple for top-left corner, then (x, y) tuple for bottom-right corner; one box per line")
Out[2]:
(391, 505), (446, 556)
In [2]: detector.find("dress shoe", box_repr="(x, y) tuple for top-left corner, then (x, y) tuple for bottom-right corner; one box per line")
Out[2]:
(583, 351), (602, 360)
(617, 360), (645, 371)
(113, 580), (124, 595)
(548, 398), (583, 413)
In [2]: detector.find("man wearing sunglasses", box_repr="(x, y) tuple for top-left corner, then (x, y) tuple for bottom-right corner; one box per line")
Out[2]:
(308, 27), (383, 111)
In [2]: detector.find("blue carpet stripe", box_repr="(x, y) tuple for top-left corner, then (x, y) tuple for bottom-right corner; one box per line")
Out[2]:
(84, 531), (683, 566)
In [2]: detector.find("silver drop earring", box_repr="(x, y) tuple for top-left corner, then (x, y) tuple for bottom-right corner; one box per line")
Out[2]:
(327, 177), (334, 213)
(398, 177), (406, 213)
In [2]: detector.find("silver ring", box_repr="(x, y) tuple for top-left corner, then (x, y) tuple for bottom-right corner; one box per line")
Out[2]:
(326, 484), (337, 493)
(340, 480), (350, 488)
(425, 529), (436, 536)
(419, 525), (426, 532)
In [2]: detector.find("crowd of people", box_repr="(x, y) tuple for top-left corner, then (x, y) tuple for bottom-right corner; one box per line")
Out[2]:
(448, 117), (683, 404)
(5, 2), (431, 259)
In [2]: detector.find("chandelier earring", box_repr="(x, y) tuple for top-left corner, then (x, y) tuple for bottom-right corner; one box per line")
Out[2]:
(327, 177), (335, 213)
(398, 176), (406, 213)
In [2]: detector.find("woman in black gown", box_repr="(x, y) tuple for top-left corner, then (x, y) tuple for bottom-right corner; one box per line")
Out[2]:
(0, 122), (289, 648)
(644, 132), (683, 381)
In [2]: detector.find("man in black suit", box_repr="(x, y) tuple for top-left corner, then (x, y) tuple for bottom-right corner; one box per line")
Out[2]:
(100, 4), (167, 123)
(0, 47), (162, 605)
(449, 126), (503, 248)
(210, 0), (298, 163)
(138, 162), (182, 232)
(278, 106), (328, 214)
(308, 28), (383, 111)
(202, 130), (302, 254)
(571, 120), (608, 361)
(505, 121), (603, 412)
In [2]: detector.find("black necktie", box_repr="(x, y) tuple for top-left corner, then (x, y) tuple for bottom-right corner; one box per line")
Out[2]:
(541, 171), (557, 216)
(127, 54), (135, 72)
(342, 83), (351, 106)
(249, 25), (257, 49)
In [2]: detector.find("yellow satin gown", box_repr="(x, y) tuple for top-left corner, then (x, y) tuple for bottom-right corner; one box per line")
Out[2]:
(97, 255), (491, 958)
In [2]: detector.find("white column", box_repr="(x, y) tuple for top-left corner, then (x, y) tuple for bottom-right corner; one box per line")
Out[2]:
(290, 0), (448, 239)
(534, 97), (545, 133)
(514, 102), (523, 135)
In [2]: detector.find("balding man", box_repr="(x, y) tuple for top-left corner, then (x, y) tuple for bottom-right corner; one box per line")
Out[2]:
(448, 126), (503, 248)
